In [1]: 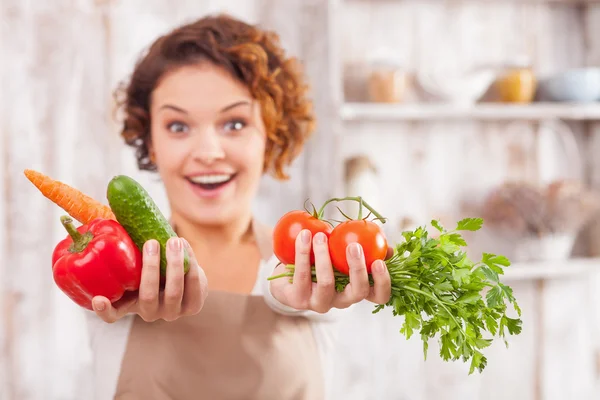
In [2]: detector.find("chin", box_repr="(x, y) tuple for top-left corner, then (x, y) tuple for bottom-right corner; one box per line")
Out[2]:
(190, 208), (242, 226)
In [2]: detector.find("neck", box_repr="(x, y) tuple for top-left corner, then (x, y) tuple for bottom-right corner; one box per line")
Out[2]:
(170, 211), (255, 251)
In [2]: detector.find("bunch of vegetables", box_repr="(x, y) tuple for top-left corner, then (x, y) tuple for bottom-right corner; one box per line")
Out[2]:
(24, 169), (189, 310)
(269, 197), (522, 374)
(25, 169), (522, 374)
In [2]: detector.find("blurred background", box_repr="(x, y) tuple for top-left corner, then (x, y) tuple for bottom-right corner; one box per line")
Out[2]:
(3, 0), (600, 399)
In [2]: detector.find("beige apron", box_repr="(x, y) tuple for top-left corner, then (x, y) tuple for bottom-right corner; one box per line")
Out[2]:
(113, 220), (324, 400)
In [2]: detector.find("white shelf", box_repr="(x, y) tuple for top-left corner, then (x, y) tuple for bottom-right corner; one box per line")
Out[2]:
(502, 257), (600, 281)
(340, 102), (600, 121)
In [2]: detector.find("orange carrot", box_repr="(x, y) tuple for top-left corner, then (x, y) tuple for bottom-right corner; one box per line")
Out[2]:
(24, 169), (116, 224)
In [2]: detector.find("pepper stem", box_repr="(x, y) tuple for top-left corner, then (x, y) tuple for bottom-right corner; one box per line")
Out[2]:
(60, 215), (93, 253)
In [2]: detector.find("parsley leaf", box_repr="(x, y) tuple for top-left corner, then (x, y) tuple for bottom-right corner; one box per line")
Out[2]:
(456, 217), (484, 231)
(431, 219), (444, 232)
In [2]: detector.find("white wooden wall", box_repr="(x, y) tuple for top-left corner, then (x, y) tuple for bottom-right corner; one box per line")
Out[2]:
(2, 0), (600, 399)
(319, 1), (600, 400)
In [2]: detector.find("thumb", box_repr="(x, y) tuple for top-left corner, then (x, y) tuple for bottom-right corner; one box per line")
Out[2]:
(92, 295), (137, 323)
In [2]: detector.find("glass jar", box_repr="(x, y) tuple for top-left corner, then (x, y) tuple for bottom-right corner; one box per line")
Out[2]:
(495, 57), (537, 103)
(367, 59), (407, 103)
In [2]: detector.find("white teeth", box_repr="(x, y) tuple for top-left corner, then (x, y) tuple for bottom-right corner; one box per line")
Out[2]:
(189, 174), (232, 184)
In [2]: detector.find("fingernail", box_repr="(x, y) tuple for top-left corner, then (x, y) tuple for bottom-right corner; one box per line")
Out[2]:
(374, 260), (385, 274)
(181, 238), (190, 248)
(301, 230), (311, 245)
(349, 243), (362, 259)
(145, 240), (158, 255)
(93, 299), (105, 311)
(314, 232), (326, 245)
(169, 237), (182, 251)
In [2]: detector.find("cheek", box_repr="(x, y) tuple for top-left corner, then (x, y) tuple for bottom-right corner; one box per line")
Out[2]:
(232, 135), (266, 176)
(150, 134), (187, 173)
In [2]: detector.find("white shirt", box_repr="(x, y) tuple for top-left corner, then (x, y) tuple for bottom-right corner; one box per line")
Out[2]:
(85, 254), (343, 400)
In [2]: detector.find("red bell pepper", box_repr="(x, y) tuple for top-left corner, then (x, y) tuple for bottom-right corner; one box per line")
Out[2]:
(52, 215), (143, 310)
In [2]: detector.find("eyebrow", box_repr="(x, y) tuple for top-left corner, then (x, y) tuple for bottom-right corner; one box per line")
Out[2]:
(220, 100), (251, 113)
(158, 104), (188, 114)
(158, 100), (251, 115)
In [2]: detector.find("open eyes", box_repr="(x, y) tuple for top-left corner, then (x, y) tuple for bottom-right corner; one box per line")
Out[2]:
(165, 119), (248, 135)
(167, 121), (189, 134)
(223, 119), (247, 132)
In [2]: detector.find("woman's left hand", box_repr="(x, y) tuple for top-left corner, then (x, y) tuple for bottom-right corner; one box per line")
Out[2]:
(269, 229), (392, 313)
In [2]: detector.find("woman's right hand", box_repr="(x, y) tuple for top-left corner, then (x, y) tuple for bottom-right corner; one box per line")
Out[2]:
(91, 237), (209, 323)
(269, 230), (392, 313)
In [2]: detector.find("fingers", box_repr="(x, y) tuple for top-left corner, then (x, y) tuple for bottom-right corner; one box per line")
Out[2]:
(333, 243), (370, 309)
(94, 237), (206, 324)
(181, 239), (208, 316)
(366, 260), (391, 305)
(92, 295), (136, 323)
(310, 232), (335, 313)
(138, 240), (161, 321)
(292, 229), (313, 308)
(163, 237), (185, 320)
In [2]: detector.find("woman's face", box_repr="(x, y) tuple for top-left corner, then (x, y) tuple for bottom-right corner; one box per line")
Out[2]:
(148, 62), (266, 226)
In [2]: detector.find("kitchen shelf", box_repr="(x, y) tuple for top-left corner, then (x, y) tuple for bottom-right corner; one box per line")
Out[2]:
(502, 257), (600, 281)
(340, 102), (600, 121)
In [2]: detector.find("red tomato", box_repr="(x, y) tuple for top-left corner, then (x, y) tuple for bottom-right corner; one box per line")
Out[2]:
(272, 210), (332, 265)
(329, 220), (388, 275)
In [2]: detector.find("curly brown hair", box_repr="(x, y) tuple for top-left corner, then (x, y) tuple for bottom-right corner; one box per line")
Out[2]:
(113, 14), (316, 180)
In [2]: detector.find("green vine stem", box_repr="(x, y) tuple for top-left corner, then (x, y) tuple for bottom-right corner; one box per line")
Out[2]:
(358, 197), (363, 220)
(317, 196), (386, 222)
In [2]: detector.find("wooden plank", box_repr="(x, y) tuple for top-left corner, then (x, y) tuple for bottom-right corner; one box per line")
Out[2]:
(583, 7), (600, 257)
(251, 0), (310, 225)
(540, 275), (600, 399)
(298, 0), (345, 217)
(0, 2), (7, 399)
(1, 1), (114, 398)
(3, 1), (57, 398)
(4, 1), (68, 398)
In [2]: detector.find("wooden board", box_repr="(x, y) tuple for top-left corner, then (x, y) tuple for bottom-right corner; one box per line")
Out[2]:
(1, 1), (108, 399)
(0, 3), (7, 399)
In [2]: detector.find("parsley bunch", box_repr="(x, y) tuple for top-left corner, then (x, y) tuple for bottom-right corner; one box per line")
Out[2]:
(343, 217), (522, 374)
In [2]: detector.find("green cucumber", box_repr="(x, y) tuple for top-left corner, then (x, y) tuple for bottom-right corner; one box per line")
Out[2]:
(106, 175), (189, 276)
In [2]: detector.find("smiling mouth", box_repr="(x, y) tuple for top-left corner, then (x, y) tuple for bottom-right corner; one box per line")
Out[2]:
(186, 174), (236, 190)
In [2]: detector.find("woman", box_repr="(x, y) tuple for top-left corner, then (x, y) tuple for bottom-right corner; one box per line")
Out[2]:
(86, 14), (392, 400)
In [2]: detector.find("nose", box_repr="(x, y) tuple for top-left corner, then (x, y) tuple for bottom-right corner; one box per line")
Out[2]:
(190, 126), (225, 164)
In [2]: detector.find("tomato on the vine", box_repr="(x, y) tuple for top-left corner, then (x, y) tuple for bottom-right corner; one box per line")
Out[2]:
(328, 219), (388, 275)
(273, 210), (333, 265)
